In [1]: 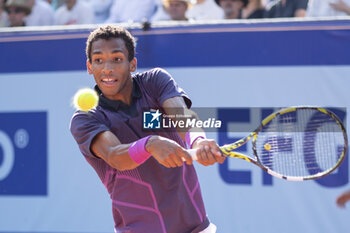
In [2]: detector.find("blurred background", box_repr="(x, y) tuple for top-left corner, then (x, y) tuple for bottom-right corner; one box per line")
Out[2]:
(1, 0), (350, 232)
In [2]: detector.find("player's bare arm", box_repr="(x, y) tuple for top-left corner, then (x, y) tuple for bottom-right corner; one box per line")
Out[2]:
(91, 131), (139, 171)
(162, 96), (225, 166)
(145, 135), (193, 168)
(91, 129), (193, 170)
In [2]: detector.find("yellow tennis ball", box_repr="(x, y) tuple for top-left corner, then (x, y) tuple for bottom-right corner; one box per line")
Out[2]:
(264, 143), (271, 151)
(73, 88), (99, 111)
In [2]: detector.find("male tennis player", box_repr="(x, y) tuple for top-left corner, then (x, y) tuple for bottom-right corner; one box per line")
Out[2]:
(70, 25), (224, 233)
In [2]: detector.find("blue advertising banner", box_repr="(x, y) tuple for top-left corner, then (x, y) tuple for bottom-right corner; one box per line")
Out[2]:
(0, 112), (47, 195)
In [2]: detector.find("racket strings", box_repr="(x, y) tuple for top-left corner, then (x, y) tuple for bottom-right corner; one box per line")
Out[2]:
(254, 109), (346, 178)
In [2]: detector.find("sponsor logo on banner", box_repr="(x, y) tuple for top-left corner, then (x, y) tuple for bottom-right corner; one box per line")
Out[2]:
(0, 112), (47, 195)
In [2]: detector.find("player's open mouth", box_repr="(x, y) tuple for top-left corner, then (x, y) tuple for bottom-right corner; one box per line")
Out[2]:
(101, 78), (117, 85)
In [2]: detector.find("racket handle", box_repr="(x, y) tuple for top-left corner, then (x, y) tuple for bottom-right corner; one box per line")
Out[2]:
(188, 149), (198, 161)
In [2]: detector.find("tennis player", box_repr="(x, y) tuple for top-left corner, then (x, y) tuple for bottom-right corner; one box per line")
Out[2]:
(70, 25), (224, 233)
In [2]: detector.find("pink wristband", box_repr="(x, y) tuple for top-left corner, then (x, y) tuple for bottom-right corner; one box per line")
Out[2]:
(128, 135), (153, 164)
(185, 131), (206, 149)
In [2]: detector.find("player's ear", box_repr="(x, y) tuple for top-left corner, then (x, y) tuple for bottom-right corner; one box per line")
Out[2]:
(130, 58), (137, 72)
(87, 59), (92, 74)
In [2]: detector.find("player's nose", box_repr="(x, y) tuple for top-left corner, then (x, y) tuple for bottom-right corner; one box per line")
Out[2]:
(102, 62), (114, 74)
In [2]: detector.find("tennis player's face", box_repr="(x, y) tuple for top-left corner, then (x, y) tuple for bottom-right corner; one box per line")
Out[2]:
(87, 38), (136, 101)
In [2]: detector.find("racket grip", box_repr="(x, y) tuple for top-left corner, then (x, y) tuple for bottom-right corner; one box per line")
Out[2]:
(188, 149), (198, 161)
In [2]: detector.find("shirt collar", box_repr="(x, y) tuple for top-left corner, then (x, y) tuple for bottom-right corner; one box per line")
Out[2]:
(94, 78), (141, 112)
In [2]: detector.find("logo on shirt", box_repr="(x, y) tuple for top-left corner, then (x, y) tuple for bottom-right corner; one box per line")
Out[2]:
(143, 110), (162, 129)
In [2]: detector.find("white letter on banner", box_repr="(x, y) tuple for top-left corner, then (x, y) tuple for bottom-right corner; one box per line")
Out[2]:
(0, 130), (15, 181)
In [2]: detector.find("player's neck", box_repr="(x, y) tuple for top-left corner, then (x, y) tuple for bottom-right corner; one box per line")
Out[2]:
(117, 78), (133, 105)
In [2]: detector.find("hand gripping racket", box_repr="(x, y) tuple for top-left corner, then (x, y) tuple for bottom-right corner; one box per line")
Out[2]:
(189, 106), (348, 181)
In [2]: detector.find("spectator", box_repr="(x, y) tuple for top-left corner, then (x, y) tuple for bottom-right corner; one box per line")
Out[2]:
(264, 0), (309, 18)
(105, 0), (156, 23)
(151, 0), (171, 22)
(241, 0), (265, 18)
(5, 0), (31, 27)
(54, 0), (95, 25)
(86, 0), (113, 23)
(215, 0), (249, 19)
(307, 0), (350, 17)
(0, 0), (9, 27)
(26, 0), (55, 26)
(49, 0), (65, 9)
(163, 0), (192, 20)
(187, 0), (223, 20)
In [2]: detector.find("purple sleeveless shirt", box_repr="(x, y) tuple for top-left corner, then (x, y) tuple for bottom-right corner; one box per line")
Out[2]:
(70, 68), (209, 233)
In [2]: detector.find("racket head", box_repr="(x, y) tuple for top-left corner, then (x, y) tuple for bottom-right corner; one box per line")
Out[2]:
(252, 106), (347, 181)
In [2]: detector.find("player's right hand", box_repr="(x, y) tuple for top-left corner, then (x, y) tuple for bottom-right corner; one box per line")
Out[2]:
(146, 135), (193, 168)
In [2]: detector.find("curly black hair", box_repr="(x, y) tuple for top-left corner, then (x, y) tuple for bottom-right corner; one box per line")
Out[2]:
(86, 25), (136, 62)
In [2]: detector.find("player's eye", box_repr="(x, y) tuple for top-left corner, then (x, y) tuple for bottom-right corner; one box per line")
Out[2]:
(93, 58), (102, 64)
(114, 57), (122, 63)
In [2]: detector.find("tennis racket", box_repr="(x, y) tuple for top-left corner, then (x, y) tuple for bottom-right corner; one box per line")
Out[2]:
(188, 106), (348, 181)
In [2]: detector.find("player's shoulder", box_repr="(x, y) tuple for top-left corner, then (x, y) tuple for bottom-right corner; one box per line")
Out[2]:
(133, 67), (171, 83)
(133, 68), (175, 91)
(70, 107), (107, 127)
(134, 67), (169, 78)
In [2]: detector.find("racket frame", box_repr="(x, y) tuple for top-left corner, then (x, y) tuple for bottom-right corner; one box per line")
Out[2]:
(220, 106), (348, 181)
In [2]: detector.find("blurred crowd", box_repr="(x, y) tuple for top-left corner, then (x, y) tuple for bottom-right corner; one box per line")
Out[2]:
(0, 0), (349, 28)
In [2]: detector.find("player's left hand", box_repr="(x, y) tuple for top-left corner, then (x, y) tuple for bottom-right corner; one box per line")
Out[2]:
(192, 138), (225, 166)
